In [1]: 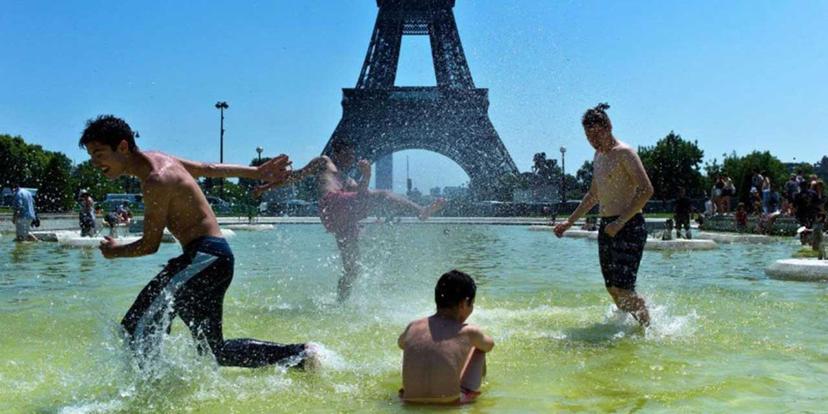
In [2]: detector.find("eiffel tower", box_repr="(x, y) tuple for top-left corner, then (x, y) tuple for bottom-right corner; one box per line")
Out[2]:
(322, 0), (518, 199)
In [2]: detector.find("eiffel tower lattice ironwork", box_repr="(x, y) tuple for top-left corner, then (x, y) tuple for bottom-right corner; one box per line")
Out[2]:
(322, 0), (518, 199)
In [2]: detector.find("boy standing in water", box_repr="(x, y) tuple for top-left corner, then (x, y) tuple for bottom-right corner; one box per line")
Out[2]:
(80, 115), (316, 368)
(398, 270), (494, 404)
(554, 103), (654, 326)
(255, 141), (443, 301)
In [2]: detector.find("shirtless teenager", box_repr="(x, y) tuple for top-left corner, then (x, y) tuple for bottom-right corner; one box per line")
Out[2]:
(398, 270), (494, 404)
(80, 115), (315, 367)
(554, 103), (654, 326)
(256, 140), (443, 301)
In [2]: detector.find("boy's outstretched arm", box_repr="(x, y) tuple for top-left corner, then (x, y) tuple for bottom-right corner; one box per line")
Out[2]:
(253, 156), (329, 197)
(178, 154), (292, 184)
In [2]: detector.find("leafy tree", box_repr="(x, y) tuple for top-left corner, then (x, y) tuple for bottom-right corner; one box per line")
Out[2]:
(638, 131), (704, 199)
(35, 153), (74, 212)
(0, 134), (51, 188)
(563, 173), (580, 201)
(530, 152), (561, 187)
(719, 151), (788, 205)
(72, 160), (123, 201)
(575, 160), (593, 195)
(812, 156), (828, 181)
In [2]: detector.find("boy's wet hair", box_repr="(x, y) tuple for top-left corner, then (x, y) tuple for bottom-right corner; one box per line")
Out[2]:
(331, 139), (354, 154)
(79, 115), (137, 151)
(582, 103), (612, 128)
(435, 270), (476, 309)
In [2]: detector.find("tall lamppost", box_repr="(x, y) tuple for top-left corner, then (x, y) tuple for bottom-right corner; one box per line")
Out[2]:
(215, 101), (229, 198)
(560, 146), (567, 205)
(256, 146), (263, 163)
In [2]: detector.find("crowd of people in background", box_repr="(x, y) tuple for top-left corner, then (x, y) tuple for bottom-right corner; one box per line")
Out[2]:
(698, 169), (826, 244)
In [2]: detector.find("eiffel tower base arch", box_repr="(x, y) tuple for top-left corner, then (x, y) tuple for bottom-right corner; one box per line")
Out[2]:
(324, 87), (518, 200)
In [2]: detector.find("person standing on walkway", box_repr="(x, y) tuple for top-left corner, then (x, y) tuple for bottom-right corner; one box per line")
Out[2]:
(12, 183), (38, 242)
(553, 103), (654, 326)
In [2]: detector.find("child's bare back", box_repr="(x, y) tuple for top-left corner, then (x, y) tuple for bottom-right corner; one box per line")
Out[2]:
(398, 271), (494, 404)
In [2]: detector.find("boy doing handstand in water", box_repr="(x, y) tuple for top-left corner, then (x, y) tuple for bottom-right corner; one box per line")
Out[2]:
(80, 115), (316, 368)
(398, 270), (494, 404)
(255, 141), (443, 300)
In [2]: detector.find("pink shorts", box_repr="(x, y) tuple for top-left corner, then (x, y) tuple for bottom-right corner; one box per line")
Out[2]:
(319, 191), (369, 236)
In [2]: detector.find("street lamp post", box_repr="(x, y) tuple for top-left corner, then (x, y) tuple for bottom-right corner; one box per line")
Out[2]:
(560, 146), (567, 205)
(215, 101), (229, 198)
(256, 146), (263, 163)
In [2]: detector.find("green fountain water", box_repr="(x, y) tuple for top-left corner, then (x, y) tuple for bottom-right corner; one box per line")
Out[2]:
(1, 225), (825, 413)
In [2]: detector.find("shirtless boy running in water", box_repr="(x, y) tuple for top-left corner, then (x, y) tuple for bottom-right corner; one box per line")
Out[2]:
(256, 141), (443, 301)
(81, 115), (315, 367)
(554, 104), (654, 326)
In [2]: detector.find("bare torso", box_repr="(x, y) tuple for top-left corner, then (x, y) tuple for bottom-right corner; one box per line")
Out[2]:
(592, 142), (642, 217)
(316, 156), (357, 197)
(400, 316), (474, 400)
(143, 152), (222, 247)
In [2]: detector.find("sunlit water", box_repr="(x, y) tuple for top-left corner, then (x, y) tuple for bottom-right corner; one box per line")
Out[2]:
(1, 224), (826, 413)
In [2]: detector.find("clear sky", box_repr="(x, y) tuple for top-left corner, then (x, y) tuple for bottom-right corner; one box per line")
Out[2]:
(2, 0), (826, 194)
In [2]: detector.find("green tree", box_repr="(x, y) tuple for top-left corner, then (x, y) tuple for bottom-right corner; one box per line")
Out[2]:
(34, 153), (74, 212)
(530, 152), (561, 187)
(72, 160), (123, 201)
(0, 134), (51, 188)
(575, 160), (593, 195)
(811, 156), (827, 181)
(638, 131), (705, 199)
(720, 151), (788, 205)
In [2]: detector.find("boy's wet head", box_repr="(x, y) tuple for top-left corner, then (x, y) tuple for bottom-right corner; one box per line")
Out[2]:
(331, 140), (356, 167)
(79, 115), (138, 179)
(79, 115), (136, 152)
(435, 270), (476, 310)
(582, 103), (613, 150)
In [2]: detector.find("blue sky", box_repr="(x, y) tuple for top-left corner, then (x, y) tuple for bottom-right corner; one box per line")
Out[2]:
(2, 0), (826, 193)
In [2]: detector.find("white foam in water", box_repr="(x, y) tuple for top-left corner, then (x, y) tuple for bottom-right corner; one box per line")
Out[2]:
(56, 316), (238, 413)
(473, 305), (591, 341)
(598, 302), (699, 341)
(309, 343), (349, 371)
(58, 399), (125, 414)
(57, 235), (143, 247)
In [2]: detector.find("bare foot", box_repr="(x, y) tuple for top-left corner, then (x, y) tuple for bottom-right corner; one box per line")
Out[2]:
(418, 198), (445, 220)
(300, 342), (322, 372)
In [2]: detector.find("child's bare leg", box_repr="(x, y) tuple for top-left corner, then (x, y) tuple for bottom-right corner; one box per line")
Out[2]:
(360, 191), (444, 220)
(460, 349), (486, 392)
(608, 287), (650, 327)
(336, 233), (360, 301)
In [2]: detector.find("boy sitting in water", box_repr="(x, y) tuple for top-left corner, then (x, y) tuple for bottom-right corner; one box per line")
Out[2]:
(398, 270), (494, 404)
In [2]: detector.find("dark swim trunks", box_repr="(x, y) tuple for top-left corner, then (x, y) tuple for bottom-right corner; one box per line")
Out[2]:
(121, 236), (308, 368)
(319, 191), (370, 236)
(598, 214), (647, 291)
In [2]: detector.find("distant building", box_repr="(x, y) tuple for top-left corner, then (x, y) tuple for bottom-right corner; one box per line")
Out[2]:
(442, 186), (469, 200)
